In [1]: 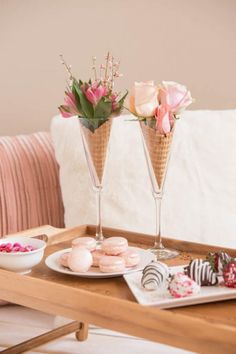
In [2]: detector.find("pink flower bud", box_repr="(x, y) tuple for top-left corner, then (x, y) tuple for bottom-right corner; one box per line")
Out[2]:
(111, 93), (119, 111)
(114, 72), (123, 78)
(155, 105), (172, 135)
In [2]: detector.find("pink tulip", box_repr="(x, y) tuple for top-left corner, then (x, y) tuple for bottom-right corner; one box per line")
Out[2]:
(59, 104), (78, 118)
(84, 87), (97, 105)
(59, 91), (80, 118)
(85, 84), (107, 105)
(159, 81), (193, 115)
(59, 106), (74, 118)
(65, 92), (77, 111)
(155, 105), (172, 135)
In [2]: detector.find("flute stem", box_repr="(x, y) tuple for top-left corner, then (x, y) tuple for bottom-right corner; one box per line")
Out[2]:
(154, 192), (164, 249)
(95, 187), (103, 244)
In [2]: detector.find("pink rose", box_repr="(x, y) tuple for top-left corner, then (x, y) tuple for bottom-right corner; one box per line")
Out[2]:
(159, 81), (193, 115)
(129, 81), (158, 117)
(155, 104), (172, 135)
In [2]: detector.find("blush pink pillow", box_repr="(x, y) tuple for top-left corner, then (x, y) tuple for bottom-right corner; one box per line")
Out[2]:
(0, 132), (65, 305)
(0, 132), (64, 236)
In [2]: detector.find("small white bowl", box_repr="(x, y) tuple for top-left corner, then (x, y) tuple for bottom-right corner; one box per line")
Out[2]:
(0, 236), (46, 274)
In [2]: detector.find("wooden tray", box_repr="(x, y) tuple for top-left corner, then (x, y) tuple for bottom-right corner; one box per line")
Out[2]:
(0, 224), (236, 354)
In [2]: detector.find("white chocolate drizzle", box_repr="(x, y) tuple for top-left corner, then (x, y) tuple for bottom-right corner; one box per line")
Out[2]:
(141, 261), (169, 290)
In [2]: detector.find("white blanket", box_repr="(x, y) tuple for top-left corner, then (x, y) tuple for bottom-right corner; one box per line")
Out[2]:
(51, 110), (236, 248)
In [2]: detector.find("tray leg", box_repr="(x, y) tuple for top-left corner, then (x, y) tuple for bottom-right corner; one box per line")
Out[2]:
(75, 322), (89, 341)
(1, 321), (85, 354)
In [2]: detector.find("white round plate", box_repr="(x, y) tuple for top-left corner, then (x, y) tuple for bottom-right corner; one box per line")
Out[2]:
(45, 247), (155, 278)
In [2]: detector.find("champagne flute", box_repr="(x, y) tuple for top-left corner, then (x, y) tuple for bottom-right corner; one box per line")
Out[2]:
(140, 121), (179, 259)
(80, 118), (112, 245)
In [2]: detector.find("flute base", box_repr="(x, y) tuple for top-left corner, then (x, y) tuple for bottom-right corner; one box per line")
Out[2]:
(95, 234), (104, 249)
(149, 246), (179, 260)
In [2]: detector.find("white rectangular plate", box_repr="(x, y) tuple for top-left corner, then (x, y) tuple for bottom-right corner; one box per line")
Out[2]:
(123, 265), (236, 309)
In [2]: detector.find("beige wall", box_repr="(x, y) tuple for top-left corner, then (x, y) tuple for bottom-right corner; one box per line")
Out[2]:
(0, 0), (236, 135)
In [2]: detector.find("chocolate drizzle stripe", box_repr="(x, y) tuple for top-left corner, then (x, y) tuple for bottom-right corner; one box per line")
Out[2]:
(141, 261), (169, 289)
(142, 272), (162, 285)
(186, 259), (218, 286)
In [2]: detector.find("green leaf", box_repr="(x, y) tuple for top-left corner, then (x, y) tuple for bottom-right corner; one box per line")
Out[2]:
(94, 97), (112, 120)
(72, 85), (82, 113)
(79, 117), (107, 132)
(79, 118), (96, 133)
(117, 91), (128, 109)
(74, 82), (94, 118)
(118, 90), (128, 104)
(73, 78), (80, 87)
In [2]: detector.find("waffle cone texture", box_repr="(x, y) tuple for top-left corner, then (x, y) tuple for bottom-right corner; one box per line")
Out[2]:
(140, 121), (174, 189)
(80, 119), (112, 183)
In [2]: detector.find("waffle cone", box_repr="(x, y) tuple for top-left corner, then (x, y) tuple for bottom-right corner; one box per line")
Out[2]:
(80, 119), (112, 184)
(140, 121), (174, 189)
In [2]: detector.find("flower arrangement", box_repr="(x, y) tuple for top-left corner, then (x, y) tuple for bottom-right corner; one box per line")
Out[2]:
(59, 53), (127, 132)
(129, 81), (193, 134)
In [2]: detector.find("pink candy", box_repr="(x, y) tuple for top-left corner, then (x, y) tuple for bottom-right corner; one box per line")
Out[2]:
(169, 272), (200, 298)
(0, 242), (36, 253)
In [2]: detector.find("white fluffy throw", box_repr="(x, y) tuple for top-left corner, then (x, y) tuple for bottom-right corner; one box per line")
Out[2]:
(51, 110), (236, 247)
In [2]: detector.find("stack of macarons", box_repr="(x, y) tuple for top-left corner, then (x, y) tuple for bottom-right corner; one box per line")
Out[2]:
(58, 236), (141, 273)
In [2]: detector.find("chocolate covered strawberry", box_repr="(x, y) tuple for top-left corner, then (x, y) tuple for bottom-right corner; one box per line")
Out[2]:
(184, 259), (218, 286)
(223, 261), (236, 288)
(206, 251), (231, 275)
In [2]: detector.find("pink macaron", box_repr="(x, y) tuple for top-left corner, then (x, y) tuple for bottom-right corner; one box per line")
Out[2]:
(120, 249), (141, 267)
(58, 251), (70, 268)
(101, 237), (128, 255)
(68, 248), (93, 273)
(99, 256), (125, 273)
(92, 249), (106, 267)
(72, 237), (96, 252)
